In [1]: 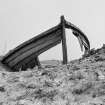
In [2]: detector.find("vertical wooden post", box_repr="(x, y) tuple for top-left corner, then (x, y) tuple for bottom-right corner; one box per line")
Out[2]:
(35, 56), (41, 67)
(36, 56), (41, 69)
(61, 15), (68, 64)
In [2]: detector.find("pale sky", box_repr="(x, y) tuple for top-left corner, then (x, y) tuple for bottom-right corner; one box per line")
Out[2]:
(0, 0), (105, 61)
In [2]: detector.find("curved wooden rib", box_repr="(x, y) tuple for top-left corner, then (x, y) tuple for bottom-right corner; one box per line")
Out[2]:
(1, 24), (62, 71)
(65, 20), (90, 52)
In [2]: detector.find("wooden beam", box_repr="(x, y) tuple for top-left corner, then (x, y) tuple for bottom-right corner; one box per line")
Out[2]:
(8, 34), (61, 67)
(61, 15), (68, 64)
(35, 56), (41, 68)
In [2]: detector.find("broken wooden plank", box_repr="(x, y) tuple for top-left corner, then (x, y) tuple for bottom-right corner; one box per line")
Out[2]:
(65, 20), (90, 51)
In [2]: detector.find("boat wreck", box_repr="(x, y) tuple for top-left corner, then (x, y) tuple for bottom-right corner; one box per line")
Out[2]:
(0, 16), (90, 71)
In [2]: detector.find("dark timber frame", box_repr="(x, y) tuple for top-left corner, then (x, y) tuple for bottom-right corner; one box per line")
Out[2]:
(1, 16), (90, 71)
(61, 16), (68, 64)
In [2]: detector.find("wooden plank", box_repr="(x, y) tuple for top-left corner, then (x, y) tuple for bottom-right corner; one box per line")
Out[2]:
(12, 39), (61, 71)
(65, 20), (90, 49)
(1, 19), (63, 71)
(1, 24), (61, 62)
(35, 57), (41, 67)
(61, 16), (68, 64)
(5, 29), (61, 63)
(8, 34), (62, 67)
(1, 23), (62, 71)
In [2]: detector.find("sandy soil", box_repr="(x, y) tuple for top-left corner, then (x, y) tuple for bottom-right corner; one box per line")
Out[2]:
(1, 45), (105, 105)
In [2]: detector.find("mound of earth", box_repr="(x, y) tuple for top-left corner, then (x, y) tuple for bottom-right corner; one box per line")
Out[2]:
(1, 45), (105, 105)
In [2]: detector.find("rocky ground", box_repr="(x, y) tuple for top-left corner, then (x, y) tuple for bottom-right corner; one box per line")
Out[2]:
(1, 45), (105, 105)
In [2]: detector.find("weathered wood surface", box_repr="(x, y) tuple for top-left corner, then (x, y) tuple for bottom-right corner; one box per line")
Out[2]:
(1, 24), (62, 71)
(65, 20), (90, 51)
(61, 16), (68, 64)
(1, 16), (90, 71)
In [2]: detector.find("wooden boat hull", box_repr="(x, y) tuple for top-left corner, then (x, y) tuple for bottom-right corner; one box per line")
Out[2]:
(1, 24), (62, 71)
